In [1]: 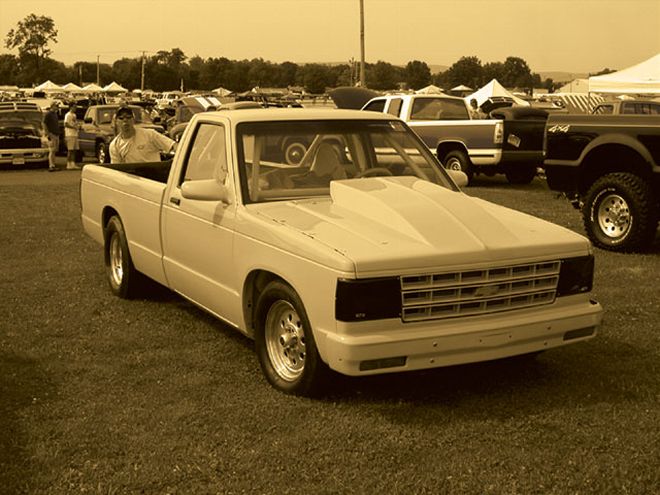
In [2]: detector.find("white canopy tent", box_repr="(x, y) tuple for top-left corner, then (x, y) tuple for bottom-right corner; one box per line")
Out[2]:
(34, 80), (63, 92)
(81, 83), (103, 93)
(62, 82), (82, 92)
(589, 53), (660, 94)
(103, 81), (128, 93)
(465, 79), (530, 107)
(416, 84), (445, 94)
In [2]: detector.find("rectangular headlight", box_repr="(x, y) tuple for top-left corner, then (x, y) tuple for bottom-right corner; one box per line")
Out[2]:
(335, 277), (401, 322)
(557, 255), (594, 297)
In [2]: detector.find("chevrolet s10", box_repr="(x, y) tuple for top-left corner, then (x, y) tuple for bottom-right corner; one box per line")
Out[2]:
(80, 108), (602, 395)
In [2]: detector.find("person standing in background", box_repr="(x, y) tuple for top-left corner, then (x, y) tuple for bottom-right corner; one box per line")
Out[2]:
(63, 103), (81, 170)
(43, 101), (60, 172)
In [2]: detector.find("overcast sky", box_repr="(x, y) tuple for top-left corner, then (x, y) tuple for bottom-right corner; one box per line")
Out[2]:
(0, 0), (658, 74)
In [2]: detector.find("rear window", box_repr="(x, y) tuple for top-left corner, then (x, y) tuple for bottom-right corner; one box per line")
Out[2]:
(363, 100), (386, 113)
(410, 98), (469, 120)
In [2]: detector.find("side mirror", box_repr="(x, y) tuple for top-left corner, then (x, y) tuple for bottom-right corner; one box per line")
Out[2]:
(447, 169), (468, 188)
(181, 179), (231, 204)
(84, 117), (93, 124)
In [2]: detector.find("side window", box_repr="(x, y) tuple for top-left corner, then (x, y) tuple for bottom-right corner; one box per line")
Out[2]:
(621, 103), (635, 114)
(387, 98), (403, 117)
(594, 105), (613, 115)
(363, 100), (386, 113)
(180, 123), (227, 184)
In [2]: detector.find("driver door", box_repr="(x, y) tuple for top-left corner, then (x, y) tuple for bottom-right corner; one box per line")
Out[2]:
(161, 121), (241, 326)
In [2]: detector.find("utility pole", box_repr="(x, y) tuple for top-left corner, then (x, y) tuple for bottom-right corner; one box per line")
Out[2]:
(96, 55), (100, 86)
(141, 51), (146, 92)
(359, 0), (366, 87)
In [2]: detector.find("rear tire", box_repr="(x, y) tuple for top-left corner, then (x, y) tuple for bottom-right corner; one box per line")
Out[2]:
(582, 172), (658, 252)
(255, 280), (328, 395)
(443, 150), (473, 184)
(104, 215), (143, 298)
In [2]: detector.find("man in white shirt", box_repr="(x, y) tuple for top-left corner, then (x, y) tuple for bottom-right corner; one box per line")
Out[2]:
(109, 105), (176, 163)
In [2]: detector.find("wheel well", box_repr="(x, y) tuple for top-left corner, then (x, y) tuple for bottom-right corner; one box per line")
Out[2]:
(436, 142), (469, 163)
(101, 207), (119, 235)
(242, 270), (286, 336)
(579, 144), (650, 195)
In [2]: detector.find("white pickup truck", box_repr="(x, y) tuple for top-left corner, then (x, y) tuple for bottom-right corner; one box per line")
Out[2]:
(80, 108), (603, 395)
(362, 94), (548, 185)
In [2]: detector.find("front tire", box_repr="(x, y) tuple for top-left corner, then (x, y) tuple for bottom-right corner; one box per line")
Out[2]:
(104, 216), (143, 298)
(443, 150), (473, 184)
(582, 172), (658, 252)
(255, 280), (328, 395)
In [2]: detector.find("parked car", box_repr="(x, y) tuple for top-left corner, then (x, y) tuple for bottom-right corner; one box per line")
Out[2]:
(592, 99), (660, 115)
(80, 107), (602, 395)
(166, 95), (222, 141)
(78, 104), (165, 163)
(156, 91), (184, 110)
(361, 93), (548, 184)
(544, 113), (660, 251)
(0, 101), (49, 168)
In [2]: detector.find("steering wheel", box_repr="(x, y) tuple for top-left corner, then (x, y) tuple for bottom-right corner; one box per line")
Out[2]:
(355, 167), (393, 178)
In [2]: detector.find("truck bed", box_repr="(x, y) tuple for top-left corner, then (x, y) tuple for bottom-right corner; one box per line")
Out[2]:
(98, 159), (173, 183)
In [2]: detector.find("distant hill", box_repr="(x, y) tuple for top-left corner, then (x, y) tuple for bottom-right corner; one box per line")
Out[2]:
(428, 64), (449, 74)
(538, 71), (588, 83)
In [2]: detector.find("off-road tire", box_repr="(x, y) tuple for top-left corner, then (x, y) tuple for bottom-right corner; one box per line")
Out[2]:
(254, 280), (328, 395)
(582, 172), (658, 252)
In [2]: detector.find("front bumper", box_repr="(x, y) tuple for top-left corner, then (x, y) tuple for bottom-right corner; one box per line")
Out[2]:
(317, 295), (603, 376)
(0, 147), (49, 165)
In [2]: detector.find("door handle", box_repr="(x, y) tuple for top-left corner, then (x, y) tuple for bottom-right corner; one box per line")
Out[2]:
(170, 197), (180, 206)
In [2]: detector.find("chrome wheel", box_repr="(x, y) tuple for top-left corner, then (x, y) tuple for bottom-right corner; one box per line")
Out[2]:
(445, 157), (463, 171)
(264, 300), (306, 382)
(96, 143), (107, 163)
(109, 232), (124, 287)
(597, 192), (631, 239)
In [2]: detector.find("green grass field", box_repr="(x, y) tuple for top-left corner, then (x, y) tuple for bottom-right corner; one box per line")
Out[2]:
(1, 170), (658, 494)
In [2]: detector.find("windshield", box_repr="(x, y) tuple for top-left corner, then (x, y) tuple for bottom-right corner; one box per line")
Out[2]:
(0, 111), (42, 125)
(237, 119), (456, 203)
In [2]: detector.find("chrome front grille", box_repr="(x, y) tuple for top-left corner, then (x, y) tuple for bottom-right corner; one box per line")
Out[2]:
(401, 261), (561, 322)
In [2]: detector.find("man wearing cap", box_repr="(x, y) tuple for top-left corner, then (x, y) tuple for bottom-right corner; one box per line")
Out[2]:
(43, 101), (60, 171)
(109, 105), (176, 163)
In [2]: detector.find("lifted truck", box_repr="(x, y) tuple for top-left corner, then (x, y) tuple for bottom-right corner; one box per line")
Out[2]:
(544, 113), (660, 252)
(80, 107), (602, 395)
(362, 93), (548, 185)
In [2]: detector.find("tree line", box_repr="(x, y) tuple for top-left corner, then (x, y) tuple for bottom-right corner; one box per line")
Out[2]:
(2, 14), (579, 94)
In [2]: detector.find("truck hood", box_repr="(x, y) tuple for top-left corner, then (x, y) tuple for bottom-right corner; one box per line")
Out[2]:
(254, 177), (590, 276)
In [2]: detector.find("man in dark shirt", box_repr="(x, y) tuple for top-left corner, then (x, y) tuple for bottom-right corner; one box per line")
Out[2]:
(43, 101), (60, 171)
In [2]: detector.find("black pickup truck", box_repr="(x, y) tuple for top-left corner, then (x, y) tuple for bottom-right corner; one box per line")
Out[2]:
(544, 114), (660, 252)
